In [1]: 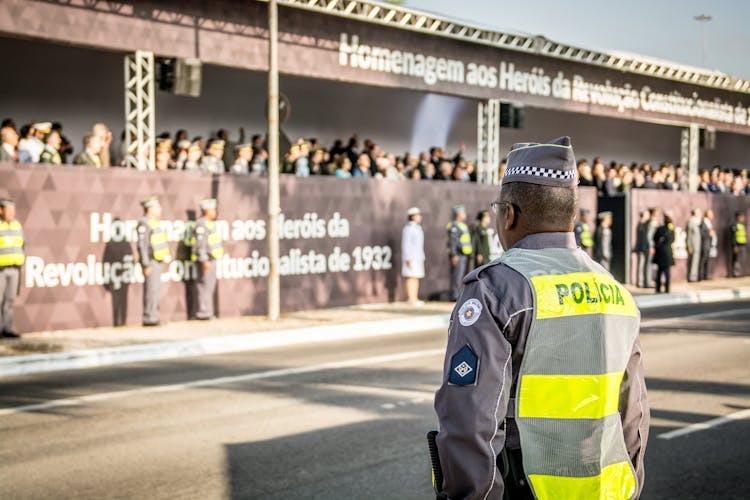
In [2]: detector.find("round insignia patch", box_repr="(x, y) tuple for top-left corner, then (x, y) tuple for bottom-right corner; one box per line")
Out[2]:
(458, 298), (483, 326)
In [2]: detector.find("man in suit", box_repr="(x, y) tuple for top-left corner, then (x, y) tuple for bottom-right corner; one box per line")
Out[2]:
(73, 134), (103, 167)
(654, 213), (675, 293)
(699, 209), (715, 281)
(634, 210), (651, 287)
(686, 208), (703, 282)
(0, 125), (20, 163)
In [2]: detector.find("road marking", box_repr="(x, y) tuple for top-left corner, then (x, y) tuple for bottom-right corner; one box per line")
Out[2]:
(640, 308), (750, 328)
(0, 348), (444, 417)
(657, 408), (750, 440)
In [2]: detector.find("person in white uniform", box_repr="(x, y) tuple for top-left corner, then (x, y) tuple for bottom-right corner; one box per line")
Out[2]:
(402, 207), (425, 305)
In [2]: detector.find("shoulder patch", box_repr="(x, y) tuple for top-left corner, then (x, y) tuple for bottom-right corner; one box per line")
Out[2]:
(448, 345), (478, 385)
(458, 298), (483, 326)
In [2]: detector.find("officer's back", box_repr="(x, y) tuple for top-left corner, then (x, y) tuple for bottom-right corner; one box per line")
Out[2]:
(433, 137), (649, 500)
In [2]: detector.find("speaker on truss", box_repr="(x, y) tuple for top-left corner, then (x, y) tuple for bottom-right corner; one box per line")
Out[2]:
(157, 57), (202, 97)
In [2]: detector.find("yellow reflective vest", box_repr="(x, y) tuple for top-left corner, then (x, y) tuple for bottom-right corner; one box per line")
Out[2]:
(147, 219), (171, 262)
(735, 223), (746, 245)
(446, 221), (473, 256)
(190, 219), (224, 261)
(500, 247), (640, 500)
(0, 219), (25, 267)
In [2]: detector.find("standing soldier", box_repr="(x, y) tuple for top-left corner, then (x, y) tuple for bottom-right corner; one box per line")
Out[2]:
(634, 210), (651, 287)
(471, 210), (492, 269)
(401, 207), (425, 306)
(137, 197), (171, 327)
(192, 198), (224, 320)
(446, 205), (473, 301)
(654, 212), (675, 293)
(0, 198), (24, 338)
(573, 208), (594, 255)
(594, 211), (613, 271)
(433, 137), (648, 499)
(201, 139), (226, 174)
(730, 211), (746, 278)
(39, 129), (63, 165)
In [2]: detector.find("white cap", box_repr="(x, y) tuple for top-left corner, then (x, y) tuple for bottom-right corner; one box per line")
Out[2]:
(407, 207), (421, 216)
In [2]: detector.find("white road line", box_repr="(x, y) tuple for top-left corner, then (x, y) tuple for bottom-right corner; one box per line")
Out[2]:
(657, 408), (750, 440)
(640, 308), (750, 328)
(0, 348), (444, 417)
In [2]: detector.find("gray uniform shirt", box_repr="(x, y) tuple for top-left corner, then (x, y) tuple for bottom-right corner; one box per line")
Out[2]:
(136, 217), (157, 268)
(434, 232), (649, 500)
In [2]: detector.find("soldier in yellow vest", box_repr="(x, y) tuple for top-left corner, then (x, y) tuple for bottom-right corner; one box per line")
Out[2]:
(573, 208), (594, 255)
(137, 196), (172, 326)
(447, 205), (473, 301)
(0, 198), (24, 338)
(433, 137), (649, 499)
(191, 198), (224, 320)
(730, 211), (746, 278)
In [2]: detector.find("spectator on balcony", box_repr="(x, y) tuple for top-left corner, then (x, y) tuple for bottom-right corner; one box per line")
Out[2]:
(352, 152), (371, 178)
(19, 122), (49, 163)
(230, 143), (253, 175)
(39, 129), (63, 165)
(93, 123), (113, 167)
(333, 155), (352, 178)
(174, 140), (191, 169)
(73, 134), (104, 167)
(0, 125), (20, 163)
(201, 139), (225, 174)
(51, 122), (74, 163)
(309, 149), (327, 175)
(154, 139), (173, 170)
(181, 141), (203, 171)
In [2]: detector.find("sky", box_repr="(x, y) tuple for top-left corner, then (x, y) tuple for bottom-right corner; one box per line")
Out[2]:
(404, 0), (750, 80)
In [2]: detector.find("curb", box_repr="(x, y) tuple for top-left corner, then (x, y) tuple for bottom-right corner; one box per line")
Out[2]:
(0, 314), (450, 378)
(2, 286), (749, 379)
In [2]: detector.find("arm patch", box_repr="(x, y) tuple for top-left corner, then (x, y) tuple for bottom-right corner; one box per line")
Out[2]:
(448, 345), (478, 386)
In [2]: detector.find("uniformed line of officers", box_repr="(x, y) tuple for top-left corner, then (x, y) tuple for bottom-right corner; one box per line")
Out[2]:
(137, 197), (224, 326)
(446, 205), (493, 301)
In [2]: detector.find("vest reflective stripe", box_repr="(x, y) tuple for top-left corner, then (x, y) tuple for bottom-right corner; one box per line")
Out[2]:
(458, 223), (472, 255)
(529, 461), (636, 500)
(190, 220), (224, 261)
(736, 223), (746, 245)
(500, 246), (639, 500)
(580, 223), (593, 248)
(0, 220), (25, 267)
(519, 372), (623, 419)
(147, 219), (171, 262)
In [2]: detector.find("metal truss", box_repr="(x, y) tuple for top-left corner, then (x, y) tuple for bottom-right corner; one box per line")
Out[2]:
(275, 0), (750, 94)
(124, 50), (156, 170)
(477, 100), (501, 185)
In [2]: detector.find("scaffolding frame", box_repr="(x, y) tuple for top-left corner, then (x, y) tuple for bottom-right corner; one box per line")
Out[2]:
(124, 50), (156, 170)
(477, 99), (501, 185)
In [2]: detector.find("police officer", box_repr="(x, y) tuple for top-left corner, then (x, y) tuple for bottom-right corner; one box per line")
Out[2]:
(201, 139), (226, 174)
(0, 198), (24, 338)
(137, 197), (171, 326)
(573, 208), (593, 255)
(593, 211), (613, 271)
(447, 205), (473, 300)
(471, 210), (491, 269)
(192, 198), (224, 320)
(730, 211), (746, 277)
(433, 137), (649, 500)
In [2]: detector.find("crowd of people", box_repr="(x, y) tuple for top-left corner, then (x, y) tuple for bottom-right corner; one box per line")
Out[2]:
(4, 118), (748, 191)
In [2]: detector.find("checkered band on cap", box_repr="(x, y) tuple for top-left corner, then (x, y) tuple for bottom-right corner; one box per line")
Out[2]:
(501, 136), (578, 188)
(505, 165), (577, 181)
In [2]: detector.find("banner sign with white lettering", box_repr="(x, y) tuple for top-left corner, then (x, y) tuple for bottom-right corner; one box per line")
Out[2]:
(0, 163), (599, 332)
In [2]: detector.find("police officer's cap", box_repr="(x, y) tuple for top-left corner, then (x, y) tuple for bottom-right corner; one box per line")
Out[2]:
(0, 198), (15, 207)
(235, 143), (253, 152)
(200, 198), (217, 210)
(33, 122), (52, 133)
(407, 207), (421, 216)
(477, 210), (489, 220)
(598, 211), (613, 220)
(189, 141), (202, 151)
(580, 208), (590, 216)
(452, 204), (466, 214)
(501, 136), (578, 188)
(208, 139), (225, 150)
(176, 140), (192, 150)
(141, 196), (160, 209)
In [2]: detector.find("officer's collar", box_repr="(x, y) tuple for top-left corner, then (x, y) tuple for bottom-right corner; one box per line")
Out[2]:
(512, 232), (577, 250)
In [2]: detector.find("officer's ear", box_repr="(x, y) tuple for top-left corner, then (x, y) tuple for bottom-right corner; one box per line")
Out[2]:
(504, 203), (518, 231)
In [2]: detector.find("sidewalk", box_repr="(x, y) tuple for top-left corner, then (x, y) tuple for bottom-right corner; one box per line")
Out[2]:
(1, 277), (749, 378)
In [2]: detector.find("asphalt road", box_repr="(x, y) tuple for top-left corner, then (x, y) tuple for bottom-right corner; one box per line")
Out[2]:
(1, 300), (748, 500)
